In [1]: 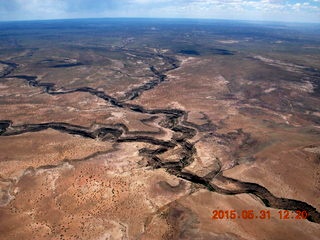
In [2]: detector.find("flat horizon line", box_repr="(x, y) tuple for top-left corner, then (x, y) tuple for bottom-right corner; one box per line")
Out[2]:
(0, 16), (319, 26)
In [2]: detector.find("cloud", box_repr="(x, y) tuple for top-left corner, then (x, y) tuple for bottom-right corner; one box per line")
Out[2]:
(0, 0), (319, 23)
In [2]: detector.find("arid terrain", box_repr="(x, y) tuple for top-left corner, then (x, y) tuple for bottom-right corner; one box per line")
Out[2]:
(0, 19), (320, 239)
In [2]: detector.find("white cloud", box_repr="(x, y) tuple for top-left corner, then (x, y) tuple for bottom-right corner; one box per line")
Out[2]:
(0, 0), (319, 23)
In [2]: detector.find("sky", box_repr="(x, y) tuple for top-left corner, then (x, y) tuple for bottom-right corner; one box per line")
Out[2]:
(0, 0), (319, 23)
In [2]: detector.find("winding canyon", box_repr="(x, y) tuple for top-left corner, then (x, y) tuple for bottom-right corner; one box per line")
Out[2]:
(1, 51), (319, 225)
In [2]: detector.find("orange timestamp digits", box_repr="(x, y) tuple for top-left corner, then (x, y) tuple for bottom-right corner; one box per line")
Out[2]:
(212, 210), (270, 220)
(211, 209), (308, 220)
(278, 210), (308, 220)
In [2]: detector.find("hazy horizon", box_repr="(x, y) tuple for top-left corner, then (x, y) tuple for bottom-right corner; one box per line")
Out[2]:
(1, 16), (320, 26)
(0, 0), (319, 24)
